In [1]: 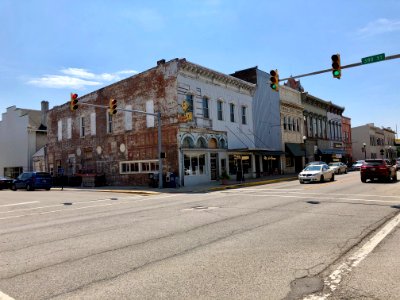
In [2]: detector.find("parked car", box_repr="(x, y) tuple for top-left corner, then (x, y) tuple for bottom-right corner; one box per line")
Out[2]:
(360, 159), (397, 183)
(298, 164), (335, 183)
(0, 176), (13, 190)
(396, 158), (400, 171)
(350, 160), (365, 171)
(328, 162), (348, 174)
(11, 172), (52, 191)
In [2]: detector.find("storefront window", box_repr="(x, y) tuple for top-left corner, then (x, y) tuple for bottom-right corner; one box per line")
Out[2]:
(184, 153), (206, 176)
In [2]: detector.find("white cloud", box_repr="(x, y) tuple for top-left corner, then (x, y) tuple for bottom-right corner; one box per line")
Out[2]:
(28, 68), (138, 89)
(28, 76), (100, 89)
(357, 18), (400, 38)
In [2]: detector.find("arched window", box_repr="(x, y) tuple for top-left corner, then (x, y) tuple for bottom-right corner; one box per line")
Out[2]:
(196, 137), (207, 148)
(283, 116), (287, 130)
(220, 138), (227, 149)
(208, 138), (218, 149)
(182, 136), (194, 148)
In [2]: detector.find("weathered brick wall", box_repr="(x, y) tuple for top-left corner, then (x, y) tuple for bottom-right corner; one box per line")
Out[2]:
(47, 60), (180, 186)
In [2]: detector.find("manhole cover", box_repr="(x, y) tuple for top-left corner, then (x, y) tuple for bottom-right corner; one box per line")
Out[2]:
(306, 201), (320, 205)
(62, 202), (73, 206)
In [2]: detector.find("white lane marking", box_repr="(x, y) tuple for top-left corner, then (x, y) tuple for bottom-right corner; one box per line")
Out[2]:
(0, 201), (39, 207)
(224, 192), (400, 204)
(0, 290), (15, 300)
(235, 189), (400, 199)
(0, 194), (178, 220)
(304, 211), (400, 300)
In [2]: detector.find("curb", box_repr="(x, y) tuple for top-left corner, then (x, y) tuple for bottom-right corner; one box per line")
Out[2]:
(209, 176), (298, 191)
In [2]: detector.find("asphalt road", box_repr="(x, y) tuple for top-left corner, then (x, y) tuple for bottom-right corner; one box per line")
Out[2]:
(1, 171), (400, 300)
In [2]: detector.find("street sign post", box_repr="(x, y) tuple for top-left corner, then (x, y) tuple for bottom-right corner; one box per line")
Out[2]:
(361, 53), (385, 65)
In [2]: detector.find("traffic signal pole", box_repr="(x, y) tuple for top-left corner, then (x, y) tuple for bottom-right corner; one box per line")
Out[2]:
(279, 53), (400, 81)
(72, 102), (164, 189)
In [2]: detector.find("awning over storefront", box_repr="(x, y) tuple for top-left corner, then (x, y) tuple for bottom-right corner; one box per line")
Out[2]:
(317, 148), (346, 155)
(285, 143), (304, 157)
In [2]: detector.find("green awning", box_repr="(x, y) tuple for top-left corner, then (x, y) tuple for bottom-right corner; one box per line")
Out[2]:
(285, 143), (304, 157)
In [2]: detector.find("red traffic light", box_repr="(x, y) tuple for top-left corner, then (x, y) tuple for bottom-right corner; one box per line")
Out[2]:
(109, 98), (117, 115)
(70, 93), (79, 111)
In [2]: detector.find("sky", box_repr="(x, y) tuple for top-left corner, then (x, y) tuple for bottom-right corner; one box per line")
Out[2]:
(0, 0), (399, 133)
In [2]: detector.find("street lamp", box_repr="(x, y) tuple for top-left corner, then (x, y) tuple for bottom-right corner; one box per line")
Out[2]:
(362, 142), (367, 160)
(303, 136), (307, 165)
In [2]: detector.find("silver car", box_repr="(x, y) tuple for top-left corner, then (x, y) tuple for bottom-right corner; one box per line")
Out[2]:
(299, 164), (335, 183)
(328, 162), (348, 174)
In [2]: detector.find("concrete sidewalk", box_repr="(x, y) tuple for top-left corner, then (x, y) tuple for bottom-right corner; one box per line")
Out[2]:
(60, 173), (298, 195)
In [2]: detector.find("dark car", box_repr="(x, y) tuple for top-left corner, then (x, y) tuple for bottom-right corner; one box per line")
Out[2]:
(11, 172), (52, 191)
(360, 159), (397, 183)
(0, 176), (13, 190)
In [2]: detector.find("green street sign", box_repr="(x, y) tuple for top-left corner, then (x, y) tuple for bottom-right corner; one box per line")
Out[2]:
(361, 53), (385, 64)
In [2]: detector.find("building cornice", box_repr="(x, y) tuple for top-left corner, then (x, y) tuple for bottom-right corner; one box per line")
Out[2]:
(179, 59), (255, 93)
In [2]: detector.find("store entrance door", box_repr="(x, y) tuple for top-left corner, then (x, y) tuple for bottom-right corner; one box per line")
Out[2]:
(210, 153), (218, 180)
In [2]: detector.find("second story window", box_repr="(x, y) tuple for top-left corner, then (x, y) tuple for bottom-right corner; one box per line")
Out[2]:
(217, 100), (223, 121)
(202, 97), (209, 119)
(80, 116), (85, 137)
(241, 106), (247, 125)
(107, 112), (113, 134)
(230, 103), (235, 122)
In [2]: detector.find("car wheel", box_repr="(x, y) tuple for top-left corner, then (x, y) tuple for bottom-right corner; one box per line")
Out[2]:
(320, 175), (324, 183)
(344, 169), (347, 174)
(46, 187), (51, 191)
(11, 184), (17, 191)
(299, 180), (304, 184)
(393, 173), (397, 182)
(330, 174), (335, 181)
(26, 184), (33, 191)
(361, 176), (366, 183)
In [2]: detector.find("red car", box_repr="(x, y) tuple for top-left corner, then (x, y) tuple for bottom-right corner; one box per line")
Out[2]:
(360, 159), (397, 183)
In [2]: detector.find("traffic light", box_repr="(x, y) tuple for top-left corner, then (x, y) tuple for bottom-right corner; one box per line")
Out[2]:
(270, 69), (279, 91)
(331, 54), (341, 79)
(109, 98), (117, 115)
(70, 93), (78, 111)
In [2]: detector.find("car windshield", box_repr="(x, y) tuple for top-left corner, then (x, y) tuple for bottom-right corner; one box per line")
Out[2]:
(304, 165), (322, 171)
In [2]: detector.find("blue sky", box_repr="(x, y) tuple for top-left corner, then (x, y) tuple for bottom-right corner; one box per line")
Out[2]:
(0, 0), (399, 132)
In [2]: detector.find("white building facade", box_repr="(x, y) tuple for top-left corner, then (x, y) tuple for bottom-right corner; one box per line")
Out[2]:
(0, 102), (48, 178)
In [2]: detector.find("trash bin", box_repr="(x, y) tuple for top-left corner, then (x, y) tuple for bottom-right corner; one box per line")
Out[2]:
(148, 173), (159, 188)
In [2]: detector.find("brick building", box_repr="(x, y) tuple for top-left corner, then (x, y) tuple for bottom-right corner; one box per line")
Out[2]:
(46, 58), (255, 187)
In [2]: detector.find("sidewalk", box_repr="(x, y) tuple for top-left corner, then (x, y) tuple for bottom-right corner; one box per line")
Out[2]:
(61, 173), (298, 195)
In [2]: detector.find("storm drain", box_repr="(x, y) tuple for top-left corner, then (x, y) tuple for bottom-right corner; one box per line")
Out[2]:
(306, 201), (320, 205)
(391, 205), (400, 209)
(110, 197), (118, 201)
(62, 202), (73, 206)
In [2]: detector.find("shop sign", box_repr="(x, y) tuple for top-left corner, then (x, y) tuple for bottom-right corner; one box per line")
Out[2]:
(263, 156), (276, 160)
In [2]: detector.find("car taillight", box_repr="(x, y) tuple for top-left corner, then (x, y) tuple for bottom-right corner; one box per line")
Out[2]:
(378, 166), (387, 170)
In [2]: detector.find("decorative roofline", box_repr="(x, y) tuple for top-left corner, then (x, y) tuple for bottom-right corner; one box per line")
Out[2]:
(178, 59), (255, 93)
